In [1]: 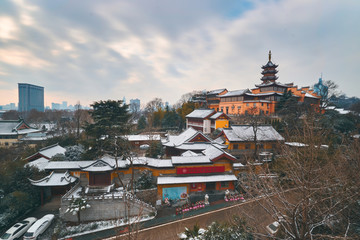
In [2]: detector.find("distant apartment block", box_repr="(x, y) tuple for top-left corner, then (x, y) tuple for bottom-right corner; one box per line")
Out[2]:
(18, 83), (44, 112)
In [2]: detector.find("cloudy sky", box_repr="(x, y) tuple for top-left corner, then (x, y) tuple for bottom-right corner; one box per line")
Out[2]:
(0, 0), (359, 107)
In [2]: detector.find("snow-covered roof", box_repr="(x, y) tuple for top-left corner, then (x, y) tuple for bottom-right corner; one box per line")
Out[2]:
(172, 156), (211, 165)
(213, 136), (225, 144)
(219, 89), (250, 97)
(233, 163), (245, 168)
(244, 92), (283, 97)
(304, 92), (320, 99)
(209, 112), (228, 120)
(132, 157), (173, 168)
(29, 171), (77, 187)
(123, 134), (161, 141)
(80, 160), (115, 172)
(157, 174), (237, 185)
(25, 157), (50, 171)
(255, 81), (290, 88)
(223, 125), (284, 142)
(202, 145), (236, 161)
(39, 144), (66, 158)
(175, 142), (227, 150)
(207, 88), (227, 95)
(162, 127), (212, 147)
(186, 109), (215, 119)
(0, 119), (40, 135)
(181, 150), (200, 157)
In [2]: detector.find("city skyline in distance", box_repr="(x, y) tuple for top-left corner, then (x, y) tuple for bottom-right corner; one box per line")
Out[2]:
(0, 1), (360, 106)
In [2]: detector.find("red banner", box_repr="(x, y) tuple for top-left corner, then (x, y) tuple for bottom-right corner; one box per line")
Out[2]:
(177, 166), (225, 175)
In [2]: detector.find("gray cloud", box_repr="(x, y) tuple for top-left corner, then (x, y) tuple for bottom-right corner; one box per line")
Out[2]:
(0, 0), (359, 107)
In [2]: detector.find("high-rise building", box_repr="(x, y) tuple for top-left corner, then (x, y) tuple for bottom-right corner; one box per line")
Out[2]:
(18, 83), (44, 112)
(129, 98), (141, 112)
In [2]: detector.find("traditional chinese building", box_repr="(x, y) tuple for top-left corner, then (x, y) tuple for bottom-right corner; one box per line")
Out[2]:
(216, 51), (320, 115)
(0, 119), (40, 147)
(162, 127), (228, 157)
(185, 109), (230, 134)
(220, 125), (284, 159)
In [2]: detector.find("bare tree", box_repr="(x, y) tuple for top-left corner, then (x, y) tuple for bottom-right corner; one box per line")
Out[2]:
(238, 116), (360, 239)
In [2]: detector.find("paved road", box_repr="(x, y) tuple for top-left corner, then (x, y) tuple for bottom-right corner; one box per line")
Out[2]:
(66, 196), (276, 240)
(107, 197), (274, 240)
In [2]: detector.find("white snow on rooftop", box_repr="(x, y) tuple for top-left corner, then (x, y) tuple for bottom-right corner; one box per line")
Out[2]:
(176, 142), (227, 150)
(233, 163), (245, 168)
(171, 155), (211, 165)
(209, 112), (226, 119)
(131, 157), (173, 168)
(181, 150), (200, 157)
(223, 125), (284, 142)
(123, 135), (161, 141)
(305, 92), (320, 99)
(157, 174), (237, 185)
(219, 89), (249, 97)
(81, 160), (115, 172)
(186, 109), (214, 119)
(162, 128), (212, 147)
(29, 171), (77, 187)
(202, 145), (235, 161)
(207, 88), (226, 95)
(39, 144), (66, 158)
(25, 157), (50, 171)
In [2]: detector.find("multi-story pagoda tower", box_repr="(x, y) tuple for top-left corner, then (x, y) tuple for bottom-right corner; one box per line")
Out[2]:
(261, 50), (278, 83)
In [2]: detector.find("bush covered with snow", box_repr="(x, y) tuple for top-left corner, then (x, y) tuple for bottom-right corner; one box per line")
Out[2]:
(65, 145), (84, 161)
(179, 216), (253, 240)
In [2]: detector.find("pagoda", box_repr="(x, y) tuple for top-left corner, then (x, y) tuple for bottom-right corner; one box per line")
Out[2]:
(261, 50), (278, 83)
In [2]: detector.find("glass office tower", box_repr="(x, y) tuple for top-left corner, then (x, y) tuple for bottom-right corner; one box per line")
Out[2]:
(18, 83), (44, 112)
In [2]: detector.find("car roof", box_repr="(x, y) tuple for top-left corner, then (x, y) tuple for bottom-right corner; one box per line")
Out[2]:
(27, 215), (53, 232)
(6, 222), (26, 234)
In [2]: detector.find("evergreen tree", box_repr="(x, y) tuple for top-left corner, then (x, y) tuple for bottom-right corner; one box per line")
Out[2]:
(137, 115), (147, 130)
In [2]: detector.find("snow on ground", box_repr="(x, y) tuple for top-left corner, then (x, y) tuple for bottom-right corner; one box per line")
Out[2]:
(57, 215), (155, 239)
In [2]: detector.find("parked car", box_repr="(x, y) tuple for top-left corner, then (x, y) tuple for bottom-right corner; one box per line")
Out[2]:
(0, 217), (37, 240)
(23, 214), (54, 240)
(0, 217), (36, 240)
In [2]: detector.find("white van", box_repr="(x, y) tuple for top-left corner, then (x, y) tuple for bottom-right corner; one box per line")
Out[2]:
(23, 214), (54, 240)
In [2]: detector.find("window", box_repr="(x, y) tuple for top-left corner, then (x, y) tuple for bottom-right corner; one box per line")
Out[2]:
(246, 103), (249, 107)
(245, 144), (250, 149)
(260, 144), (264, 149)
(254, 103), (256, 107)
(221, 107), (224, 112)
(261, 103), (264, 106)
(233, 144), (239, 150)
(221, 182), (229, 188)
(226, 107), (229, 114)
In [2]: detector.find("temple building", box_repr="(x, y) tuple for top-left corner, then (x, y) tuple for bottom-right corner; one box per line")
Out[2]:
(213, 51), (320, 115)
(0, 119), (41, 147)
(185, 109), (230, 134)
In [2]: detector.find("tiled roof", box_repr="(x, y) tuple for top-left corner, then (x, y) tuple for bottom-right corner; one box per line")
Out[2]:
(219, 89), (250, 97)
(186, 109), (215, 119)
(223, 125), (284, 142)
(29, 171), (77, 187)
